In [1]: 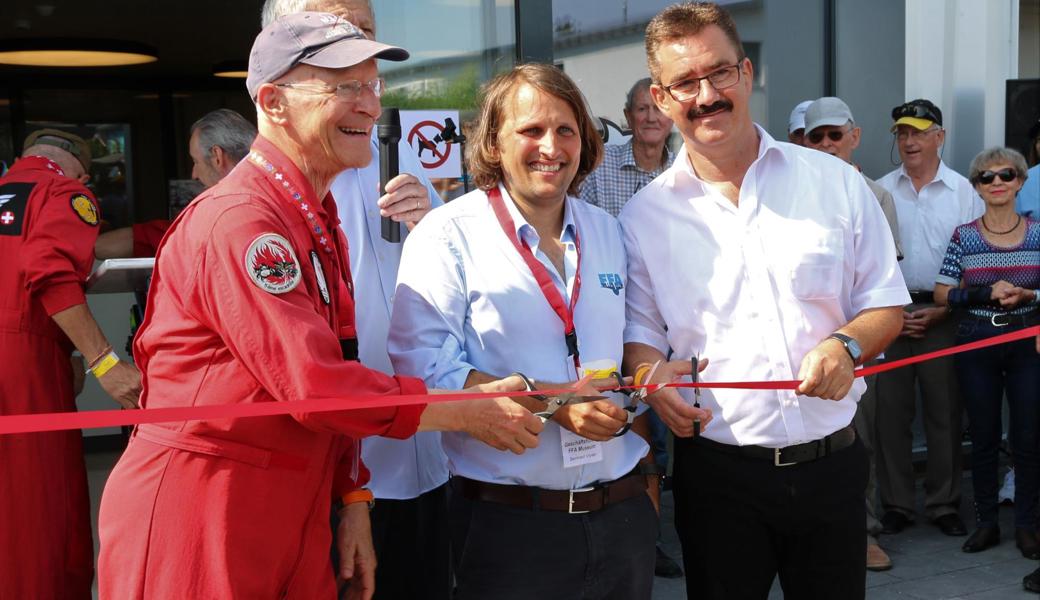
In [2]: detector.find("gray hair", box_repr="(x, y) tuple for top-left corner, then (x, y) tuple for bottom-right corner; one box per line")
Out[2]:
(261, 0), (374, 27)
(190, 109), (258, 163)
(968, 146), (1029, 184)
(624, 78), (652, 114)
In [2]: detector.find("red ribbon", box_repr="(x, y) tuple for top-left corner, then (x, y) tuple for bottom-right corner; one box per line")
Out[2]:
(1, 326), (1036, 436)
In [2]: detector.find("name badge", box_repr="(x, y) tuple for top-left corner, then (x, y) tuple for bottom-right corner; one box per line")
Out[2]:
(560, 428), (603, 468)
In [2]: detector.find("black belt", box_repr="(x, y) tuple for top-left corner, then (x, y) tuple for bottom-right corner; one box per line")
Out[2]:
(908, 290), (934, 305)
(453, 472), (647, 514)
(695, 425), (857, 467)
(964, 311), (1040, 328)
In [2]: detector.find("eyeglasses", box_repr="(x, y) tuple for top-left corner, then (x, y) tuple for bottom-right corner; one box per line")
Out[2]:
(894, 126), (941, 141)
(807, 129), (848, 144)
(275, 78), (386, 100)
(659, 62), (743, 102)
(891, 101), (941, 125)
(973, 168), (1018, 185)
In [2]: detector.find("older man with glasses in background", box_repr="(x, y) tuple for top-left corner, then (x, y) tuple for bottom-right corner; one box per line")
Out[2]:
(874, 99), (984, 541)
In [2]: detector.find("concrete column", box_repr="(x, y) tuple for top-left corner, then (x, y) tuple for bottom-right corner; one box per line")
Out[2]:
(904, 0), (1018, 174)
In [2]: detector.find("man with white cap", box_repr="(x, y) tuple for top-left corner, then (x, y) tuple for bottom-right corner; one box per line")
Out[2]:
(787, 99), (812, 145)
(96, 13), (542, 599)
(875, 99), (982, 540)
(804, 96), (903, 572)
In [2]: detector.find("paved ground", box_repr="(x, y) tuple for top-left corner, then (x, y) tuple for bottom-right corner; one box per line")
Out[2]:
(86, 451), (1035, 599)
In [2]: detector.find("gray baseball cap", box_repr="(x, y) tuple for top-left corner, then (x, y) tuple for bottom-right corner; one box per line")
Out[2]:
(246, 11), (409, 100)
(804, 97), (855, 133)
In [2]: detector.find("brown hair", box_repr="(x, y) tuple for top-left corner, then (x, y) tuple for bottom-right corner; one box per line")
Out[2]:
(645, 2), (745, 82)
(467, 63), (603, 196)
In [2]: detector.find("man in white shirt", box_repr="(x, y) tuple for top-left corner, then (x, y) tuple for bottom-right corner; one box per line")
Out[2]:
(260, 1), (451, 598)
(875, 99), (984, 539)
(621, 4), (908, 598)
(390, 63), (663, 600)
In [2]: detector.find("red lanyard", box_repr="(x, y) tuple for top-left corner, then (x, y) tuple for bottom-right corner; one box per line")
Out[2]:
(487, 187), (582, 372)
(248, 148), (359, 357)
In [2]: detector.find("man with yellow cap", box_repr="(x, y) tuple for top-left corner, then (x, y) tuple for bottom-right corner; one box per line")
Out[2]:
(875, 99), (983, 539)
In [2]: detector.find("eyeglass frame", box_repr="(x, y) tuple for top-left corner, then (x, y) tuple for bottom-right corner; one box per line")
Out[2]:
(656, 58), (746, 103)
(893, 125), (942, 141)
(274, 77), (386, 100)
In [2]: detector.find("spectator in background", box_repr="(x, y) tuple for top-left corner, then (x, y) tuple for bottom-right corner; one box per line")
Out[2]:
(787, 99), (812, 145)
(580, 77), (674, 217)
(803, 95), (903, 573)
(1016, 118), (1040, 218)
(94, 108), (257, 259)
(578, 74), (682, 580)
(875, 99), (984, 539)
(934, 147), (1040, 558)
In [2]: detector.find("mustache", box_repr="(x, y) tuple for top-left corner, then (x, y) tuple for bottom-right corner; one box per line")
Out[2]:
(686, 100), (733, 120)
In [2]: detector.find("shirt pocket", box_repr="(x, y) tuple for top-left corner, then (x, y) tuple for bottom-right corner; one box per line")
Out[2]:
(785, 226), (844, 300)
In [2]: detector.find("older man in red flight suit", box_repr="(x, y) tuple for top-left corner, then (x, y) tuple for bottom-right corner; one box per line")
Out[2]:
(97, 13), (543, 600)
(0, 129), (141, 598)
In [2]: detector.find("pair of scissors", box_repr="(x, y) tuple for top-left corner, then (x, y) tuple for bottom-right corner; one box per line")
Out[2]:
(513, 373), (608, 422)
(691, 355), (702, 437)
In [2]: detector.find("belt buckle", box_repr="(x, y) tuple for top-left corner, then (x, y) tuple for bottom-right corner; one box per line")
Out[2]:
(774, 447), (797, 467)
(991, 313), (1010, 327)
(568, 486), (595, 514)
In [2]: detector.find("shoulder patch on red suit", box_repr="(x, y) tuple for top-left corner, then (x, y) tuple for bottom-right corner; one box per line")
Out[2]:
(244, 233), (301, 294)
(70, 193), (99, 226)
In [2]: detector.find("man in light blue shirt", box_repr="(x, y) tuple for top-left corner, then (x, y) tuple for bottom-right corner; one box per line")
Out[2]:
(1018, 164), (1039, 218)
(1016, 120), (1040, 218)
(390, 64), (666, 600)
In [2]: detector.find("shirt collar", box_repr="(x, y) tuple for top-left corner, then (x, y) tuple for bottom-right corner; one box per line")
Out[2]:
(896, 160), (957, 192)
(495, 182), (577, 246)
(620, 138), (675, 173)
(668, 123), (784, 187)
(248, 134), (332, 220)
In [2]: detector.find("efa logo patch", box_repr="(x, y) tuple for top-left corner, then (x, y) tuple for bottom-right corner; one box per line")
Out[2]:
(598, 272), (623, 296)
(245, 233), (301, 294)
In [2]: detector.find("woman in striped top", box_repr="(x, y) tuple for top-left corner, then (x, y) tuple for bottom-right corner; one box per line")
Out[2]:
(934, 146), (1040, 560)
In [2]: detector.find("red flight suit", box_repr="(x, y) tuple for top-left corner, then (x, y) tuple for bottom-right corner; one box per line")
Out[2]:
(130, 218), (172, 257)
(0, 156), (100, 599)
(97, 136), (427, 599)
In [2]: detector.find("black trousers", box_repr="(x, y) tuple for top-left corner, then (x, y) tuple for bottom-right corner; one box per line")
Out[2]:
(673, 436), (868, 600)
(336, 483), (451, 600)
(449, 479), (658, 600)
(371, 483), (451, 600)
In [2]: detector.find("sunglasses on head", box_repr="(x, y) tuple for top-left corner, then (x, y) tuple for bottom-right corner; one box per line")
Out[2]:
(807, 129), (846, 144)
(891, 101), (941, 124)
(973, 168), (1017, 185)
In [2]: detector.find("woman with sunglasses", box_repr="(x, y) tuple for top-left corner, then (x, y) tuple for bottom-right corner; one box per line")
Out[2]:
(934, 146), (1040, 558)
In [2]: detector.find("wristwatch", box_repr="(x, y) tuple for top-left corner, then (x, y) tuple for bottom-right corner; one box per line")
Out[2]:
(827, 333), (862, 365)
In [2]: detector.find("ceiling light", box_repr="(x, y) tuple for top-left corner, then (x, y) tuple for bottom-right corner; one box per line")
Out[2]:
(212, 60), (248, 78)
(0, 39), (157, 67)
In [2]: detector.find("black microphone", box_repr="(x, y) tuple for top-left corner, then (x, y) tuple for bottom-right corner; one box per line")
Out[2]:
(378, 108), (401, 243)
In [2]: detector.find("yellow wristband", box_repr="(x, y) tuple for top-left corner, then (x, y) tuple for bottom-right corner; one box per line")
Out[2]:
(342, 488), (375, 508)
(90, 352), (119, 378)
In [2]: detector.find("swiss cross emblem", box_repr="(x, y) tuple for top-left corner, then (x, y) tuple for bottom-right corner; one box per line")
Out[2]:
(0, 211), (13, 225)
